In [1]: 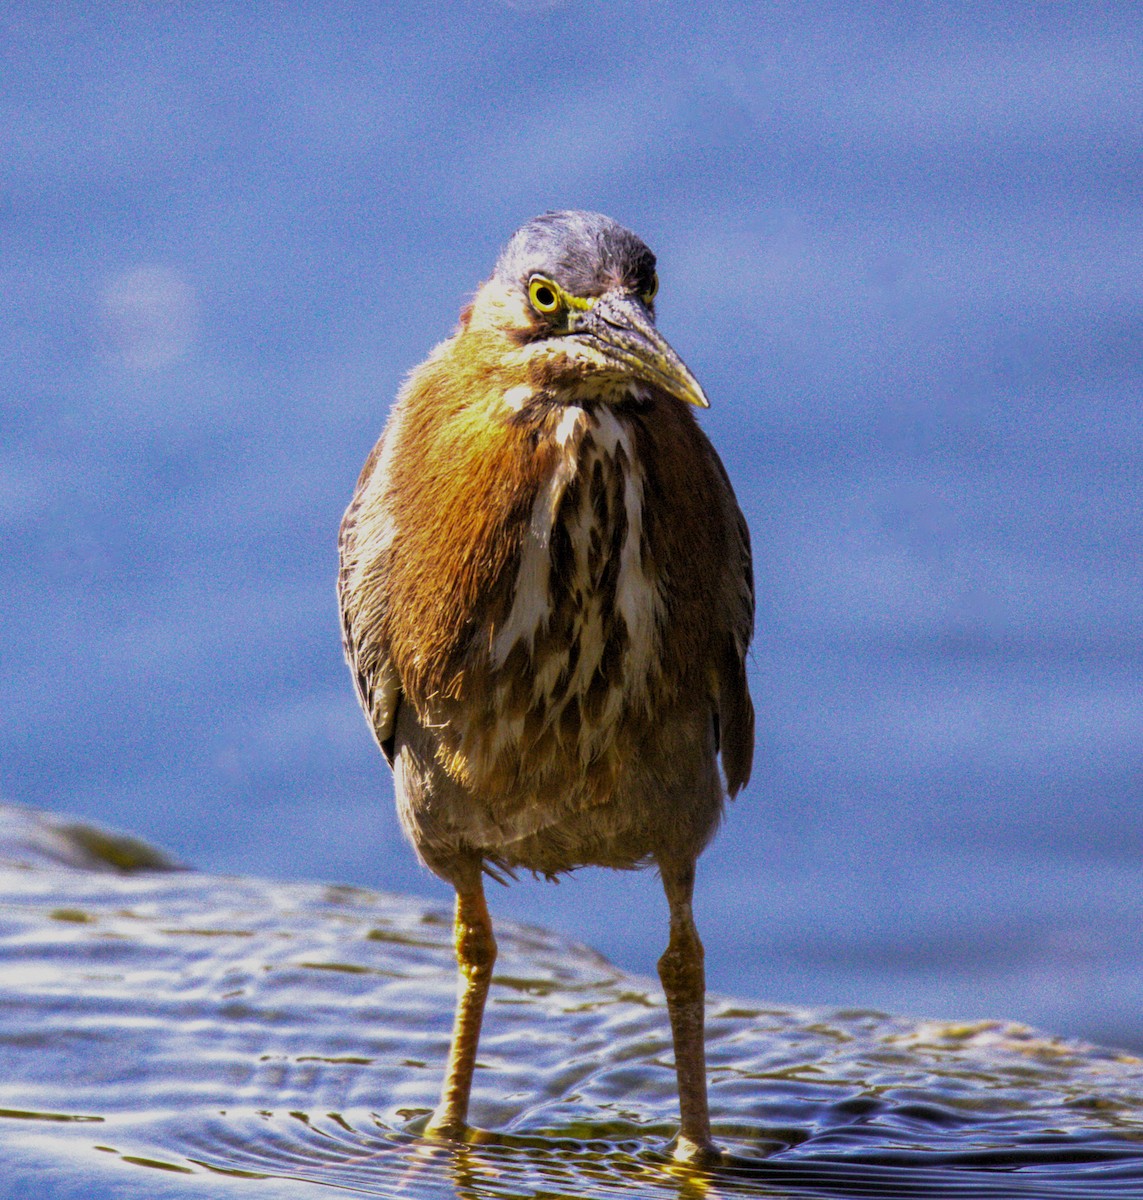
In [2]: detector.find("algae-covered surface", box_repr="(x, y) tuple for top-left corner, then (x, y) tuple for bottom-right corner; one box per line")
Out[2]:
(1, 805), (1142, 1199)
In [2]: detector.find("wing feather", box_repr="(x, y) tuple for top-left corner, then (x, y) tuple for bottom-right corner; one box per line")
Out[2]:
(714, 459), (755, 797)
(338, 423), (404, 765)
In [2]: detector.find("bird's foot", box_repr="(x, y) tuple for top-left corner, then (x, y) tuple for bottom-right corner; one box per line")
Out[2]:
(670, 1133), (725, 1169)
(422, 1111), (494, 1146)
(423, 1111), (465, 1141)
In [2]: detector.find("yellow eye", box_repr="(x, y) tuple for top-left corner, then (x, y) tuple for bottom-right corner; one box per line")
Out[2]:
(528, 276), (562, 314)
(642, 273), (659, 304)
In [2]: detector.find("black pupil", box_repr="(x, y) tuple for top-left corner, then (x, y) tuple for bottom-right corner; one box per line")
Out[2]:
(535, 286), (555, 308)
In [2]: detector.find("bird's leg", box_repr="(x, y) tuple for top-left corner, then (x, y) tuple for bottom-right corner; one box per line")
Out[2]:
(657, 859), (720, 1167)
(425, 870), (497, 1141)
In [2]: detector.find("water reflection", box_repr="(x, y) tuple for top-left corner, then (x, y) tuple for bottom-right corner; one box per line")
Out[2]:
(1, 804), (1141, 1199)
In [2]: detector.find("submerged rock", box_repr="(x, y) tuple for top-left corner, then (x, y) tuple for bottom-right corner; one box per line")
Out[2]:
(0, 802), (184, 873)
(1, 802), (1141, 1199)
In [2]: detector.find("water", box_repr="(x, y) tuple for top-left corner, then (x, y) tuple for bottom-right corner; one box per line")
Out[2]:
(3, 7), (1142, 1052)
(2, 2), (1142, 1156)
(2, 805), (1142, 1199)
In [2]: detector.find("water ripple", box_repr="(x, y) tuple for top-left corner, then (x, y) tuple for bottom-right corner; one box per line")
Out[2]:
(1, 806), (1141, 1198)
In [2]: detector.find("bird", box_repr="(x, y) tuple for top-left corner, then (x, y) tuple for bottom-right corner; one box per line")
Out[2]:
(338, 210), (753, 1166)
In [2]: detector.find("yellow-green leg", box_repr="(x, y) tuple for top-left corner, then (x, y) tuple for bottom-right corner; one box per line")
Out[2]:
(425, 877), (497, 1140)
(658, 861), (721, 1167)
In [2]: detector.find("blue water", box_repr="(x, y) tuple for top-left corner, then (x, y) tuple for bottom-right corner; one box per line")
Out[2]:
(2, 2), (1141, 1069)
(3, 806), (1143, 1199)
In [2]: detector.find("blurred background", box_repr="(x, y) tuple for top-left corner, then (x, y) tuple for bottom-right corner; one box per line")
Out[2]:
(3, 4), (1140, 1050)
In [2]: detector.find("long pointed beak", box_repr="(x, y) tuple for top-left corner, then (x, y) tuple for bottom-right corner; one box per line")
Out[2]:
(571, 293), (710, 409)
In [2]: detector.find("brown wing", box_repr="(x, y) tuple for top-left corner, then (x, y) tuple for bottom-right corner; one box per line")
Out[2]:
(338, 423), (403, 764)
(716, 485), (754, 796)
(338, 347), (552, 765)
(631, 398), (755, 798)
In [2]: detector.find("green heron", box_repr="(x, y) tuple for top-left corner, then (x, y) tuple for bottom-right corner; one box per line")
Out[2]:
(339, 210), (753, 1165)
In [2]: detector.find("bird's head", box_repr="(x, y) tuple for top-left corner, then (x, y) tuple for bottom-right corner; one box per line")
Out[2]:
(461, 210), (709, 411)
